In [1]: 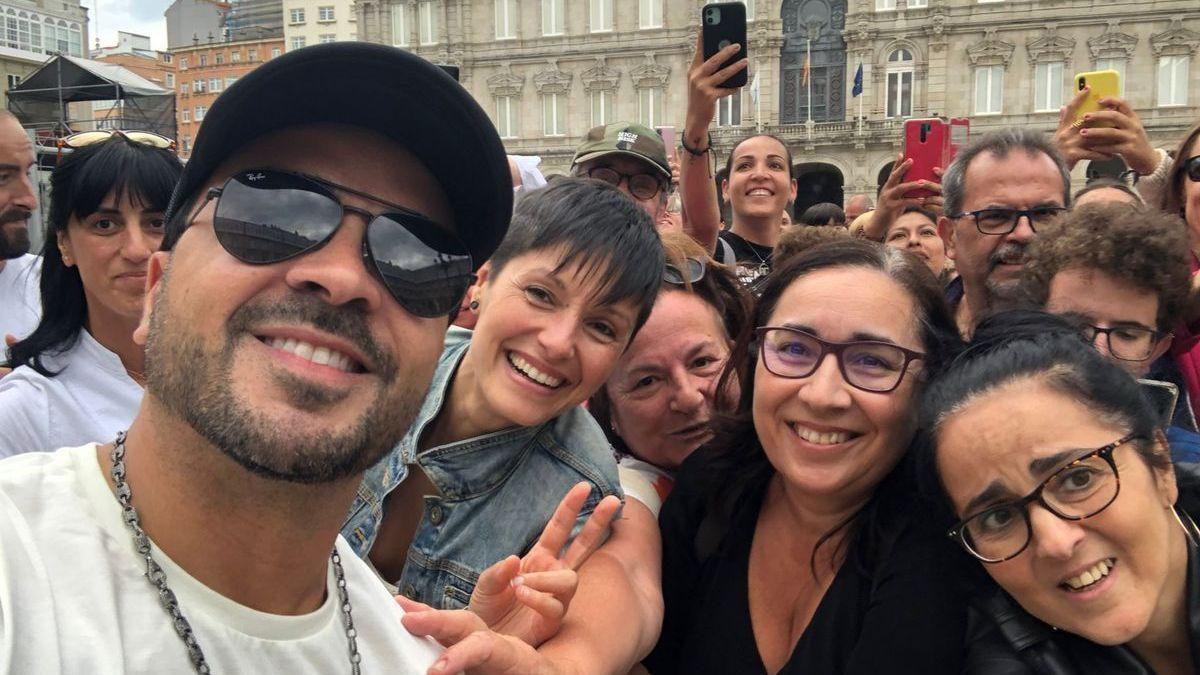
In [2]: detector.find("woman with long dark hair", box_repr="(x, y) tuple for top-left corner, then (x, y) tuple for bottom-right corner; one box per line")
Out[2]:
(647, 240), (968, 673)
(0, 132), (182, 457)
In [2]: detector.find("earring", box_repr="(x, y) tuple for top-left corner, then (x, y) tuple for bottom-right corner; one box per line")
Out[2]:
(468, 300), (480, 312)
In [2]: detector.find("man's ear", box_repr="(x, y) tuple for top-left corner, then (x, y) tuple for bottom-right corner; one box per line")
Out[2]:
(1149, 333), (1174, 365)
(721, 178), (730, 204)
(133, 251), (170, 347)
(938, 216), (957, 262)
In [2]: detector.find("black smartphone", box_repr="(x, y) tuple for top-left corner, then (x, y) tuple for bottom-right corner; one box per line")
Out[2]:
(702, 3), (748, 89)
(438, 65), (460, 82)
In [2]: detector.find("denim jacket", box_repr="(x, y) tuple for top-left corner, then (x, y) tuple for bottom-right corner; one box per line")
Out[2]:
(341, 327), (623, 609)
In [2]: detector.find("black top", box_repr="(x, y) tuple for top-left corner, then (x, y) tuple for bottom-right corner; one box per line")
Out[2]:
(646, 457), (968, 675)
(716, 231), (774, 288)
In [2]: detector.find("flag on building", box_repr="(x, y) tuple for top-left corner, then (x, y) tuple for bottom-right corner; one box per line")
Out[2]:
(852, 63), (864, 97)
(749, 69), (760, 105)
(802, 53), (811, 86)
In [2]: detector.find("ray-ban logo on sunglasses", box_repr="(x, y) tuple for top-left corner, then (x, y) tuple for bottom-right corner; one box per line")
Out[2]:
(247, 172), (266, 181)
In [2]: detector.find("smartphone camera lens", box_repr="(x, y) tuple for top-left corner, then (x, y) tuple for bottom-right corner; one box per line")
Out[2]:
(1079, 78), (1086, 90)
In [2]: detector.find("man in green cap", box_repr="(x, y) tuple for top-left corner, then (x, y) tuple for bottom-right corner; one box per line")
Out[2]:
(572, 122), (673, 223)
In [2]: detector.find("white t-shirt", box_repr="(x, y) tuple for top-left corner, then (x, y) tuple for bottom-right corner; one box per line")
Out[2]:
(0, 330), (142, 458)
(0, 253), (40, 342)
(616, 455), (675, 517)
(0, 444), (444, 673)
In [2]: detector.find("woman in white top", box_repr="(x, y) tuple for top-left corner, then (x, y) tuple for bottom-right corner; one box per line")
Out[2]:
(589, 232), (752, 516)
(0, 132), (182, 457)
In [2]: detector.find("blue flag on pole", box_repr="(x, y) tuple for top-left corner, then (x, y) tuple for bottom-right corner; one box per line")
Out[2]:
(852, 63), (863, 97)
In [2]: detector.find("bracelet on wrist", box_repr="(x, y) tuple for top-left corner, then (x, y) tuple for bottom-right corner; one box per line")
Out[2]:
(681, 131), (712, 157)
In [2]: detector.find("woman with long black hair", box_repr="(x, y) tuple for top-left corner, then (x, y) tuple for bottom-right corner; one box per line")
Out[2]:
(0, 132), (181, 457)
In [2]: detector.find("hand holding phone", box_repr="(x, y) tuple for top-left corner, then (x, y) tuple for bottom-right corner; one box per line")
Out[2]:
(1071, 70), (1121, 128)
(701, 3), (748, 89)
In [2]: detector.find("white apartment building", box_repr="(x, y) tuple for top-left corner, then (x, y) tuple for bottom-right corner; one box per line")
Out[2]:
(0, 0), (87, 58)
(283, 0), (357, 51)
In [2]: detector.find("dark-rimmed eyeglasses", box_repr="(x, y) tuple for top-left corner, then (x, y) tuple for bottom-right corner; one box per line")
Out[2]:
(947, 432), (1138, 563)
(1082, 324), (1167, 362)
(1184, 155), (1200, 183)
(664, 257), (705, 285)
(199, 168), (474, 318)
(585, 167), (664, 201)
(755, 326), (925, 393)
(948, 206), (1068, 235)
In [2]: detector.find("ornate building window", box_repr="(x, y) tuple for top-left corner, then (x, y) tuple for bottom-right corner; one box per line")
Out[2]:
(591, 90), (612, 126)
(542, 0), (564, 36)
(1151, 20), (1199, 108)
(631, 54), (669, 127)
(590, 0), (612, 32)
(1034, 62), (1063, 112)
(717, 93), (742, 126)
(885, 48), (913, 118)
(876, 0), (896, 11)
(495, 0), (517, 39)
(638, 0), (662, 29)
(419, 1), (438, 45)
(638, 88), (663, 127)
(391, 2), (409, 46)
(496, 96), (518, 138)
(542, 93), (566, 136)
(1158, 56), (1189, 106)
(582, 58), (620, 128)
(974, 65), (1003, 114)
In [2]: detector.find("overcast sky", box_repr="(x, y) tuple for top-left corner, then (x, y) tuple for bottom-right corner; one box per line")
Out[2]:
(86, 0), (172, 52)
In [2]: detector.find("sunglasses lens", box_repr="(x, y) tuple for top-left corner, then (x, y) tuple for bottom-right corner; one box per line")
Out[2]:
(685, 257), (705, 283)
(629, 175), (660, 200)
(663, 264), (684, 284)
(123, 132), (173, 149)
(368, 214), (474, 318)
(1187, 157), (1200, 182)
(64, 131), (112, 148)
(213, 171), (343, 264)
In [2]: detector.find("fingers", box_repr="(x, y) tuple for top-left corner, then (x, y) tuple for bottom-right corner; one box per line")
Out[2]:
(3, 334), (15, 347)
(511, 584), (565, 624)
(1098, 96), (1134, 117)
(401, 606), (489, 647)
(707, 58), (749, 88)
(885, 156), (912, 188)
(530, 482), (591, 559)
(513, 569), (577, 598)
(397, 594), (437, 614)
(697, 42), (743, 77)
(560, 494), (621, 570)
(474, 555), (522, 598)
(1062, 85), (1090, 120)
(428, 630), (534, 675)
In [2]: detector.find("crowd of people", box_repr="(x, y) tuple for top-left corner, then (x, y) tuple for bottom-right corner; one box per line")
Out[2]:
(0, 37), (1198, 675)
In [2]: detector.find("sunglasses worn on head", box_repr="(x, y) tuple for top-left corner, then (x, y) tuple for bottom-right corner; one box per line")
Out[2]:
(663, 257), (706, 285)
(1185, 155), (1200, 182)
(58, 130), (176, 151)
(202, 169), (474, 318)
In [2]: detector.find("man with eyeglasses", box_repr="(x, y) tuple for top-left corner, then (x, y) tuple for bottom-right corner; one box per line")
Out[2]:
(0, 43), (513, 671)
(571, 122), (673, 224)
(938, 128), (1072, 336)
(1023, 201), (1200, 460)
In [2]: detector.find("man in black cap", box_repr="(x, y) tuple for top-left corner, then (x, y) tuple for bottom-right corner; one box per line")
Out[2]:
(571, 121), (673, 224)
(0, 43), (511, 671)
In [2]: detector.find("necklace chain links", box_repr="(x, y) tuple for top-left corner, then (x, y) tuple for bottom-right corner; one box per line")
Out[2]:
(110, 431), (362, 674)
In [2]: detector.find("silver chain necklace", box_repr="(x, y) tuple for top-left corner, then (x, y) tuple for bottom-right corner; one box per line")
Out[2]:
(109, 431), (363, 674)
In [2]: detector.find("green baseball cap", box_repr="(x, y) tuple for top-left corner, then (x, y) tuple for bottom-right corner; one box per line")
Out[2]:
(572, 122), (671, 180)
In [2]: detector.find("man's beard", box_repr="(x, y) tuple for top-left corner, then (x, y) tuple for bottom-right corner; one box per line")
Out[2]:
(143, 274), (427, 484)
(0, 207), (32, 259)
(983, 241), (1029, 311)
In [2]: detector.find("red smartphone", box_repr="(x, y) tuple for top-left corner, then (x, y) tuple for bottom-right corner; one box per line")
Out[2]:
(903, 118), (949, 199)
(702, 3), (748, 89)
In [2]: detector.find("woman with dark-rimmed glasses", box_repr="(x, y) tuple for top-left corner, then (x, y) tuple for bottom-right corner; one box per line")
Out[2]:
(647, 239), (968, 674)
(0, 131), (181, 458)
(917, 310), (1200, 675)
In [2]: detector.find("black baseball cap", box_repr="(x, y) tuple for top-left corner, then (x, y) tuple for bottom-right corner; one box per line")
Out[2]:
(162, 43), (511, 270)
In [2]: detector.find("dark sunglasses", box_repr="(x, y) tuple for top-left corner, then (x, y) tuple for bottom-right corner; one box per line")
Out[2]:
(202, 169), (474, 318)
(663, 257), (706, 285)
(1185, 155), (1200, 182)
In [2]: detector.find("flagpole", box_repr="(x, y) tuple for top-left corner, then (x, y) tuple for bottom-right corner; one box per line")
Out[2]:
(858, 70), (863, 131)
(755, 59), (762, 132)
(806, 38), (812, 124)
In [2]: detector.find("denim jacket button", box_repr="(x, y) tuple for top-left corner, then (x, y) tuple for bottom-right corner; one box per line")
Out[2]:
(429, 505), (444, 524)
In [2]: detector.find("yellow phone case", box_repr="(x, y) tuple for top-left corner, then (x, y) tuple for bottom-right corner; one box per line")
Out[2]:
(1073, 70), (1121, 127)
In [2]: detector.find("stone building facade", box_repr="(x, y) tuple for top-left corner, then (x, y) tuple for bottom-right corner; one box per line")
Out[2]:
(284, 0), (359, 51)
(171, 34), (285, 157)
(355, 0), (1199, 212)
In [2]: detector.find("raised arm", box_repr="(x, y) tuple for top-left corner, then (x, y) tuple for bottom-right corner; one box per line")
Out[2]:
(680, 34), (747, 254)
